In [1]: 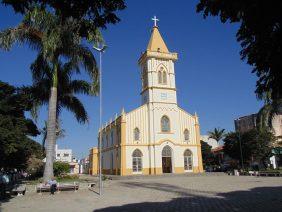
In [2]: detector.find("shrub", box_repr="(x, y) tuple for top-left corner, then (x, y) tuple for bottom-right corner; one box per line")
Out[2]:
(26, 156), (44, 179)
(53, 161), (70, 177)
(57, 174), (79, 181)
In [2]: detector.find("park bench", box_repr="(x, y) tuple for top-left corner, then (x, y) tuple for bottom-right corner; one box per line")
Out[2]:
(36, 182), (79, 194)
(257, 171), (281, 177)
(11, 184), (26, 196)
(2, 183), (26, 196)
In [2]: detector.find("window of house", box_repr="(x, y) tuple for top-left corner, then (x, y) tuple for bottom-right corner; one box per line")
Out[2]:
(161, 115), (170, 132)
(184, 149), (193, 171)
(64, 153), (69, 157)
(132, 149), (143, 173)
(134, 127), (140, 141)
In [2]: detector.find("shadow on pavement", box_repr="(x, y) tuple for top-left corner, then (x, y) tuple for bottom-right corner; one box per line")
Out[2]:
(94, 185), (282, 212)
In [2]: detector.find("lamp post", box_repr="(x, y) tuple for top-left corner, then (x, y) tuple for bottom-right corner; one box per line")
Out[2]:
(93, 44), (107, 195)
(238, 131), (244, 170)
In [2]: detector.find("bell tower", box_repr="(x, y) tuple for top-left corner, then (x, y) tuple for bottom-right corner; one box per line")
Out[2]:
(138, 17), (178, 105)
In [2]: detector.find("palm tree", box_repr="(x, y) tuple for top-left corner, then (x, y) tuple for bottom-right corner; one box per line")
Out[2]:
(41, 119), (65, 153)
(0, 7), (101, 181)
(208, 128), (226, 143)
(30, 55), (98, 181)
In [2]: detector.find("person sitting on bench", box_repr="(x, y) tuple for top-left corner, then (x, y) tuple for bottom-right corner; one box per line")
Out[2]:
(47, 177), (57, 195)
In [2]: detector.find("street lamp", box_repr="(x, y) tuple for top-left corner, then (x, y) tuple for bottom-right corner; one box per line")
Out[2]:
(93, 44), (107, 196)
(238, 132), (244, 170)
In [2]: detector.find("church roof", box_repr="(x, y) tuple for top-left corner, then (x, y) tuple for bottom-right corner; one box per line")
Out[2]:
(147, 26), (169, 53)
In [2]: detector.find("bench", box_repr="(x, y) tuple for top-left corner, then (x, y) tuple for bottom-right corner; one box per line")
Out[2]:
(11, 184), (26, 196)
(36, 182), (79, 194)
(1, 183), (26, 196)
(257, 172), (281, 177)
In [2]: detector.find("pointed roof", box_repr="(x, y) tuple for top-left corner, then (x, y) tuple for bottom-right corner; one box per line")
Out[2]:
(147, 26), (169, 53)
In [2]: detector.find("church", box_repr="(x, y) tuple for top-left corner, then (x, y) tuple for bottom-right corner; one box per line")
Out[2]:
(91, 18), (204, 176)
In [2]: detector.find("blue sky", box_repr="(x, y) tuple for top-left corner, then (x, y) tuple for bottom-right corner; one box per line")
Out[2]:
(0, 0), (262, 159)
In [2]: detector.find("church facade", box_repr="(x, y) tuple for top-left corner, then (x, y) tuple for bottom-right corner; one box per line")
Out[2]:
(96, 22), (203, 176)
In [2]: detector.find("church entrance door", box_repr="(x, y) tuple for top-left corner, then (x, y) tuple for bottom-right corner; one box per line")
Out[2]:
(162, 145), (172, 173)
(162, 157), (172, 173)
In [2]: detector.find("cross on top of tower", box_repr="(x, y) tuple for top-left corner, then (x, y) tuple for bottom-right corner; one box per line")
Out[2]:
(152, 15), (159, 27)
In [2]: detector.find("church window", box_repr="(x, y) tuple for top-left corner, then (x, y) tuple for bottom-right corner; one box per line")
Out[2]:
(161, 115), (170, 132)
(111, 131), (114, 146)
(162, 71), (167, 84)
(158, 71), (162, 84)
(110, 152), (114, 171)
(184, 149), (193, 171)
(184, 129), (189, 142)
(132, 149), (143, 173)
(134, 127), (140, 141)
(158, 66), (167, 84)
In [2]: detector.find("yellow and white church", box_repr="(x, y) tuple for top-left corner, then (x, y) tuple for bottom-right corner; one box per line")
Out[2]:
(89, 19), (203, 176)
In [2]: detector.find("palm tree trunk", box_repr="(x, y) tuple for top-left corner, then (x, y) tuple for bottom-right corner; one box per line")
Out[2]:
(43, 65), (58, 182)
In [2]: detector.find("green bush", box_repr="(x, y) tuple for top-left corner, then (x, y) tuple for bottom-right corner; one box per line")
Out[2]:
(53, 161), (70, 177)
(57, 174), (79, 180)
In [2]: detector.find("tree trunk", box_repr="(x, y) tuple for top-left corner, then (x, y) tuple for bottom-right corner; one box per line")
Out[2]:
(43, 65), (58, 182)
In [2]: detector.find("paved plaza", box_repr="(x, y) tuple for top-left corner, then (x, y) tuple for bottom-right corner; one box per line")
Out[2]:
(1, 175), (282, 212)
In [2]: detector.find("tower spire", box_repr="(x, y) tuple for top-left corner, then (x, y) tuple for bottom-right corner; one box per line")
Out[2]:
(147, 16), (169, 53)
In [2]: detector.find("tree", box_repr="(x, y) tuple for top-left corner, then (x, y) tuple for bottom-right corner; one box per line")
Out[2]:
(41, 119), (65, 153)
(0, 81), (42, 170)
(0, 2), (123, 181)
(256, 101), (282, 132)
(29, 58), (95, 156)
(197, 1), (282, 103)
(223, 129), (275, 168)
(200, 140), (214, 168)
(1, 0), (126, 32)
(208, 128), (225, 143)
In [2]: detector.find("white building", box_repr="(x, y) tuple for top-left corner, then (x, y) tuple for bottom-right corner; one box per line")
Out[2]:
(96, 19), (203, 176)
(200, 135), (219, 149)
(55, 145), (72, 163)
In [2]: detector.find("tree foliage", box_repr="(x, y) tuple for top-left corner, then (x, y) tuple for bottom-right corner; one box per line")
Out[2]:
(0, 81), (42, 170)
(53, 161), (70, 177)
(197, 0), (282, 105)
(223, 129), (275, 167)
(208, 127), (225, 142)
(200, 140), (215, 167)
(1, 0), (126, 41)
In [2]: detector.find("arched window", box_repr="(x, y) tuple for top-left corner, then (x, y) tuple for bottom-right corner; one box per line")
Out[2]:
(161, 116), (170, 132)
(162, 71), (167, 84)
(184, 129), (189, 142)
(184, 149), (193, 171)
(134, 127), (140, 141)
(132, 149), (143, 173)
(158, 71), (162, 84)
(162, 145), (172, 157)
